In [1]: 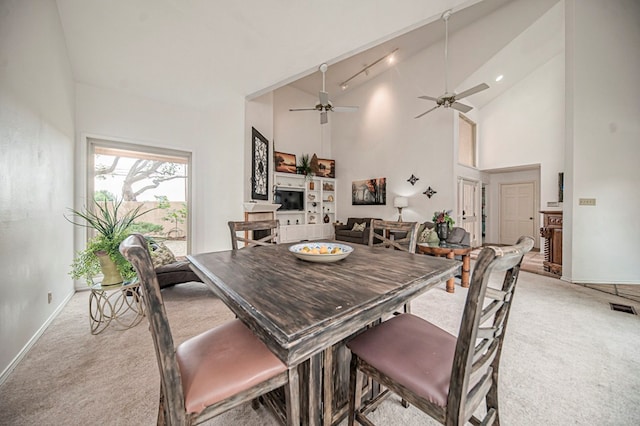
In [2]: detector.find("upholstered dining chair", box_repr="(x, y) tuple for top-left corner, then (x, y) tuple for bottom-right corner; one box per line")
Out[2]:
(228, 219), (280, 250)
(368, 219), (420, 253)
(120, 233), (300, 426)
(347, 236), (534, 426)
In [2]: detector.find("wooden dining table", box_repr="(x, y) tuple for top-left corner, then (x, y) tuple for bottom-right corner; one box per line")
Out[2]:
(188, 242), (460, 426)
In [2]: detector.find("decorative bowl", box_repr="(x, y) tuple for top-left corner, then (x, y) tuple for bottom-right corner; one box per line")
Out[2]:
(289, 242), (353, 263)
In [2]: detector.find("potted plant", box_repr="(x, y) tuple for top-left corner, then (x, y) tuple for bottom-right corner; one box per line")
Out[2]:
(297, 154), (313, 177)
(67, 198), (154, 286)
(432, 210), (455, 240)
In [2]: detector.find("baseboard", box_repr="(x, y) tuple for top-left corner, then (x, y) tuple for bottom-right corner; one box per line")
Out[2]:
(0, 290), (75, 386)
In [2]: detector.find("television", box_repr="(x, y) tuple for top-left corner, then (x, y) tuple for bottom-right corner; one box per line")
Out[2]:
(275, 189), (304, 211)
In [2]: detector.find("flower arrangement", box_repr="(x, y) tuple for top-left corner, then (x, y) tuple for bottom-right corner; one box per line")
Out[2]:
(433, 210), (455, 229)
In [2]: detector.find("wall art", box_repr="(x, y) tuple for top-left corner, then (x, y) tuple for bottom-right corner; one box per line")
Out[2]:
(316, 158), (336, 178)
(352, 177), (386, 205)
(274, 151), (297, 174)
(251, 127), (269, 200)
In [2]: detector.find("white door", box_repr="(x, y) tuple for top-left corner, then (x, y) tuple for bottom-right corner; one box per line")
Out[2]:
(500, 182), (535, 245)
(458, 178), (480, 246)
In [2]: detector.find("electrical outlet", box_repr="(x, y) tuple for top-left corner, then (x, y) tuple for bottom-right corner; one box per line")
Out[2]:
(579, 198), (596, 206)
(48, 292), (52, 304)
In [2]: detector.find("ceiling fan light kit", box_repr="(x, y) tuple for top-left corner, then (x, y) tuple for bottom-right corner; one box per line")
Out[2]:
(289, 63), (359, 125)
(415, 9), (489, 119)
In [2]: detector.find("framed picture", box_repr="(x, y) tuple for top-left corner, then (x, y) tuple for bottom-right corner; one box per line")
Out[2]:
(352, 177), (386, 205)
(316, 158), (335, 178)
(274, 151), (297, 174)
(251, 127), (269, 200)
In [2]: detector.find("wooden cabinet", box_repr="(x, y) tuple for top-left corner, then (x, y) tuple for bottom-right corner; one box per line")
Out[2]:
(540, 210), (562, 276)
(274, 173), (337, 243)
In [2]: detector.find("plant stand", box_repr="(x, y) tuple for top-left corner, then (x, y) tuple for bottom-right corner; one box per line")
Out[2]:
(89, 281), (145, 335)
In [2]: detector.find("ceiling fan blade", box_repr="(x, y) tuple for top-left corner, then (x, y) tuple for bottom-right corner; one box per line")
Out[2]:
(319, 91), (329, 106)
(451, 102), (473, 113)
(414, 105), (440, 119)
(320, 111), (328, 125)
(418, 95), (439, 102)
(455, 83), (489, 100)
(289, 107), (318, 111)
(332, 106), (358, 113)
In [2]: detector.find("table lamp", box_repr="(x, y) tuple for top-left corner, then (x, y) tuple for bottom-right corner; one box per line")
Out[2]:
(393, 196), (408, 222)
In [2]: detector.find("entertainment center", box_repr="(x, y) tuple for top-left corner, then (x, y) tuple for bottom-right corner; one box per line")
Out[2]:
(274, 172), (337, 243)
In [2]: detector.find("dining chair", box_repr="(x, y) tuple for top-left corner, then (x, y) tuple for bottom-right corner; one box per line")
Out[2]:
(228, 219), (280, 250)
(368, 219), (420, 314)
(368, 219), (419, 253)
(347, 236), (534, 426)
(119, 233), (300, 426)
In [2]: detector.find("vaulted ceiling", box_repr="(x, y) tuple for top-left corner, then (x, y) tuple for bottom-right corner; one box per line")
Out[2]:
(55, 0), (562, 111)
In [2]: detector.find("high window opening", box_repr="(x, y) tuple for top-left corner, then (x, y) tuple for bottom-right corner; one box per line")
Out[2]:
(88, 138), (192, 256)
(458, 114), (477, 168)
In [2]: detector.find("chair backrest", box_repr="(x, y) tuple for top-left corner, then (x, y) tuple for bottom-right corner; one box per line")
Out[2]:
(228, 219), (280, 250)
(368, 219), (420, 253)
(119, 233), (186, 424)
(447, 235), (534, 424)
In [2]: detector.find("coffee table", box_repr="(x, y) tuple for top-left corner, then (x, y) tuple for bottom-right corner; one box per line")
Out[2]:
(417, 242), (473, 293)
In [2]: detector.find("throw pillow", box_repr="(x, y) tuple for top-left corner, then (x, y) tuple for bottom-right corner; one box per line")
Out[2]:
(418, 227), (440, 245)
(150, 242), (177, 269)
(352, 222), (366, 232)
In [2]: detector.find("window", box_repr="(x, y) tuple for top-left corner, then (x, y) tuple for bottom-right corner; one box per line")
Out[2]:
(458, 114), (477, 168)
(88, 138), (192, 255)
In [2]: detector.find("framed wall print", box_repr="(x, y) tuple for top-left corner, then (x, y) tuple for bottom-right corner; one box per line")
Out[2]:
(352, 177), (386, 205)
(251, 127), (269, 200)
(274, 151), (297, 174)
(316, 158), (335, 178)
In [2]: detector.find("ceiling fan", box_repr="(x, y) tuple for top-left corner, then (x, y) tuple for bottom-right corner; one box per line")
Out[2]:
(415, 10), (489, 119)
(289, 63), (358, 125)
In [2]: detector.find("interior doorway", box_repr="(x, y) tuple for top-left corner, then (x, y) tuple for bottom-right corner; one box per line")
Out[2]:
(499, 182), (535, 245)
(457, 178), (481, 247)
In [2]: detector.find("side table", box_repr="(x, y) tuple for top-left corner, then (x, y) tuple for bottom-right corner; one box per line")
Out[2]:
(89, 281), (145, 335)
(417, 242), (472, 293)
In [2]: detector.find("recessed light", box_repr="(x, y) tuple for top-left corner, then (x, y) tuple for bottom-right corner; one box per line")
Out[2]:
(495, 75), (504, 82)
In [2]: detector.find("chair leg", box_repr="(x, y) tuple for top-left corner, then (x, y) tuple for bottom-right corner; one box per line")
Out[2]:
(251, 398), (260, 410)
(157, 384), (167, 426)
(349, 355), (364, 426)
(285, 367), (300, 426)
(486, 379), (500, 426)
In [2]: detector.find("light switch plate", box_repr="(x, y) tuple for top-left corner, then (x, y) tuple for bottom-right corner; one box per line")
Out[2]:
(579, 198), (596, 206)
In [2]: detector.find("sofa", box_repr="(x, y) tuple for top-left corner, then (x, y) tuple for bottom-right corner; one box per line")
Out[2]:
(334, 217), (381, 245)
(418, 221), (470, 246)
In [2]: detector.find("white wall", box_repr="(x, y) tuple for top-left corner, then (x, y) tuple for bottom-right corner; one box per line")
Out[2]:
(564, 0), (640, 284)
(245, 92), (275, 202)
(0, 1), (75, 380)
(480, 53), (565, 206)
(75, 83), (245, 256)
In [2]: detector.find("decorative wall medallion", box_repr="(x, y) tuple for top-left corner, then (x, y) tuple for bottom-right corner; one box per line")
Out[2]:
(251, 127), (269, 200)
(423, 186), (437, 198)
(407, 174), (419, 186)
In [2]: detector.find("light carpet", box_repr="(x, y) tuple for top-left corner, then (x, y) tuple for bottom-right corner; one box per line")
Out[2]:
(1, 269), (639, 425)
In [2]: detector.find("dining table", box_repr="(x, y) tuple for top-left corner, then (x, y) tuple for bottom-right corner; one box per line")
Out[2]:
(188, 241), (460, 426)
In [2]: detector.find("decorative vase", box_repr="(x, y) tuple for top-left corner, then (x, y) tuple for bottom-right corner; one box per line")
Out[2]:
(324, 214), (330, 223)
(435, 223), (449, 241)
(95, 251), (123, 286)
(309, 181), (314, 190)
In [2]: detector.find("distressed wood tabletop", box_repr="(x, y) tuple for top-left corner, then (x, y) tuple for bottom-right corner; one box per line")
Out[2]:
(188, 242), (459, 367)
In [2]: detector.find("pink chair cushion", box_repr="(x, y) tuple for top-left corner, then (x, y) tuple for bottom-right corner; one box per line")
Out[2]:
(176, 319), (287, 414)
(347, 313), (456, 407)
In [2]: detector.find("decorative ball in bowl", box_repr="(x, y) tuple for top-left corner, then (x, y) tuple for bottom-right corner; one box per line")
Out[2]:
(289, 242), (353, 263)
